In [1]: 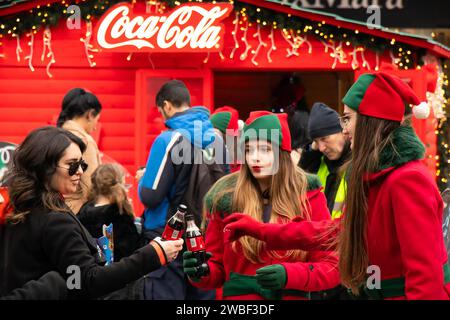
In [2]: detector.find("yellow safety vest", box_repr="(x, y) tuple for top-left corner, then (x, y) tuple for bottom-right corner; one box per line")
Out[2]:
(317, 157), (346, 219)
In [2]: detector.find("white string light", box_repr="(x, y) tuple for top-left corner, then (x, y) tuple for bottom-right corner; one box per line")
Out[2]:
(230, 12), (240, 59)
(240, 21), (251, 61)
(24, 32), (35, 72)
(360, 48), (371, 70)
(203, 52), (210, 64)
(267, 28), (277, 63)
(251, 24), (267, 66)
(281, 29), (298, 58)
(390, 50), (400, 66)
(147, 53), (155, 69)
(41, 27), (56, 78)
(80, 21), (98, 67)
(282, 29), (312, 58)
(349, 47), (363, 70)
(15, 34), (22, 62)
(375, 52), (380, 71)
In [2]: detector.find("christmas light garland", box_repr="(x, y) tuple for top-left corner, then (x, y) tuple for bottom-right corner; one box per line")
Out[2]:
(0, 0), (418, 69)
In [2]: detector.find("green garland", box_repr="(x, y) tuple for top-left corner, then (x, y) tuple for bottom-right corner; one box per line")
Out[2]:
(0, 0), (415, 68)
(438, 60), (450, 191)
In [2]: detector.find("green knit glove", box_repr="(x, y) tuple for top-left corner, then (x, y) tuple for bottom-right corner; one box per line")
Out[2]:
(183, 251), (212, 282)
(255, 264), (287, 290)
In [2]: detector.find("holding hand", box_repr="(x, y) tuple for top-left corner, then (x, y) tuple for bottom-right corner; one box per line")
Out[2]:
(183, 251), (212, 282)
(256, 264), (287, 290)
(223, 213), (265, 243)
(151, 237), (184, 264)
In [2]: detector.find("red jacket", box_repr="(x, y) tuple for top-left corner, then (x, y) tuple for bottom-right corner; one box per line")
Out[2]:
(259, 127), (450, 300)
(191, 174), (340, 300)
(363, 160), (448, 299)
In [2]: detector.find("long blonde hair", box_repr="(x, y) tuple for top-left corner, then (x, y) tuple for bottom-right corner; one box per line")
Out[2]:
(210, 149), (311, 264)
(89, 163), (134, 217)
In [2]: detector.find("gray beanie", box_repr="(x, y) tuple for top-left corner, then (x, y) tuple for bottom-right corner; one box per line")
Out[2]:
(308, 102), (342, 140)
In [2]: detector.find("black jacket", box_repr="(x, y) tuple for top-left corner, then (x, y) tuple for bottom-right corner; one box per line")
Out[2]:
(0, 206), (161, 299)
(1, 271), (67, 300)
(78, 203), (141, 262)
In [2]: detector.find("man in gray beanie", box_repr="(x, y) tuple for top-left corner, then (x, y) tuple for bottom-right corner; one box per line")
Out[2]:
(299, 102), (351, 220)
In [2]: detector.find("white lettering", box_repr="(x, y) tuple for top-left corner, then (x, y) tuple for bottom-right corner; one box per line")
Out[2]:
(66, 265), (81, 290)
(366, 265), (381, 289)
(367, 5), (381, 29)
(96, 3), (231, 52)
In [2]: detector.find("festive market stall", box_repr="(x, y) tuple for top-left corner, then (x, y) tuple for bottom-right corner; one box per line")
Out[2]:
(1, 0), (449, 211)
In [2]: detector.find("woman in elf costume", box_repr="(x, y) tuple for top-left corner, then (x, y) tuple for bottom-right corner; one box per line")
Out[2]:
(224, 72), (450, 300)
(182, 111), (340, 300)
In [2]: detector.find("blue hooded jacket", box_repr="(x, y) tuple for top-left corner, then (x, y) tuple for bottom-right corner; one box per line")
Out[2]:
(138, 107), (218, 231)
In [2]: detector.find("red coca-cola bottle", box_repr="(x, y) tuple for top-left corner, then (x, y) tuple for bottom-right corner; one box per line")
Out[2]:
(162, 204), (187, 241)
(185, 212), (209, 277)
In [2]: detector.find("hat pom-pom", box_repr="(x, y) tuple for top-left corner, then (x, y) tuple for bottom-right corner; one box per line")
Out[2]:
(238, 119), (245, 131)
(413, 102), (430, 119)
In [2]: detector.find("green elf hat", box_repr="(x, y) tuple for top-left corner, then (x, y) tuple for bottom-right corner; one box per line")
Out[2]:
(210, 106), (239, 136)
(242, 111), (292, 152)
(342, 72), (427, 122)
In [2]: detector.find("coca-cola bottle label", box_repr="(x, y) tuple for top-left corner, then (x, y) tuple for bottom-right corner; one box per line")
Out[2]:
(162, 226), (183, 240)
(187, 235), (205, 252)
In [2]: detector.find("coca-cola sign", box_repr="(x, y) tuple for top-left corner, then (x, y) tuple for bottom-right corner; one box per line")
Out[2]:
(95, 2), (233, 52)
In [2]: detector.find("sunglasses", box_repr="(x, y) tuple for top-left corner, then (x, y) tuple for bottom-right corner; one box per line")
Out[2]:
(58, 159), (88, 176)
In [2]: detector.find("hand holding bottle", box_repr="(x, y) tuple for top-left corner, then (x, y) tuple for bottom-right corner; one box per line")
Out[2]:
(183, 251), (212, 282)
(151, 237), (184, 264)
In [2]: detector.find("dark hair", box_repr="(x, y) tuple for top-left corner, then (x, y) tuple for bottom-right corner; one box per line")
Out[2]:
(155, 80), (191, 108)
(339, 114), (400, 294)
(57, 88), (102, 127)
(3, 126), (87, 223)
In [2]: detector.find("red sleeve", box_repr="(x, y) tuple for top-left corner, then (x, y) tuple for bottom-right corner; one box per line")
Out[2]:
(391, 169), (448, 300)
(281, 190), (340, 291)
(264, 189), (340, 251)
(189, 213), (226, 289)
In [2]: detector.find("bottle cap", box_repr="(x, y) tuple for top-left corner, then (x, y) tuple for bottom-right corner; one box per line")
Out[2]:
(178, 204), (187, 213)
(185, 212), (195, 220)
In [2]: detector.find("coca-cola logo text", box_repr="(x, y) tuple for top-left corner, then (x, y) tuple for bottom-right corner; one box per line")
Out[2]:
(95, 2), (233, 52)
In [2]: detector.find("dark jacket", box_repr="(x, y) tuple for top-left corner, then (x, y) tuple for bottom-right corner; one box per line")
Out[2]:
(78, 202), (141, 262)
(300, 142), (351, 213)
(1, 271), (67, 300)
(0, 206), (161, 299)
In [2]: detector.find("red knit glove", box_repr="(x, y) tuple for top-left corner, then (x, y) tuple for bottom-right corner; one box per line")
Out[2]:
(223, 213), (265, 243)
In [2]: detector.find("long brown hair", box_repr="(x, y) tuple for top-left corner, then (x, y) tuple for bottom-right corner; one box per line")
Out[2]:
(339, 114), (400, 294)
(89, 163), (134, 217)
(3, 126), (87, 224)
(210, 148), (311, 264)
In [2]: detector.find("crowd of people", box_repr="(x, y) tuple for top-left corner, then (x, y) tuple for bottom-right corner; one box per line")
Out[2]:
(0, 72), (449, 300)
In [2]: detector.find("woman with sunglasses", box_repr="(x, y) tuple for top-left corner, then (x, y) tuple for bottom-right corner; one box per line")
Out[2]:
(224, 72), (450, 300)
(0, 126), (183, 299)
(57, 88), (103, 214)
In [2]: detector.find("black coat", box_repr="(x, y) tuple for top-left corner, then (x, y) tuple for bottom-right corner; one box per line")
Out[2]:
(77, 203), (141, 262)
(0, 206), (161, 299)
(0, 271), (67, 300)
